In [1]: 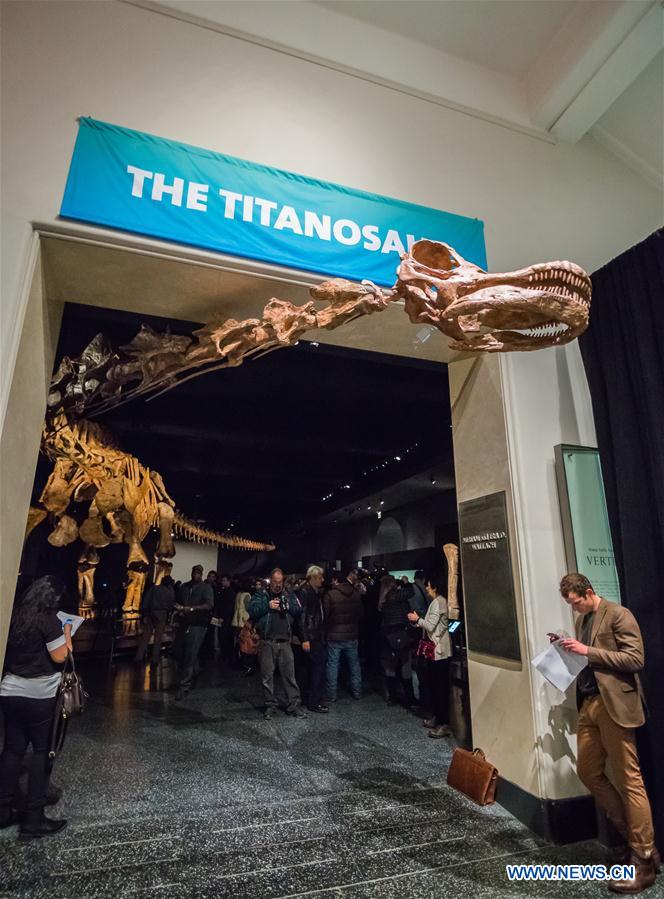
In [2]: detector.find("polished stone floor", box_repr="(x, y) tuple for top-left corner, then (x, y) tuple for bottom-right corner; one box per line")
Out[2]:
(1, 656), (662, 899)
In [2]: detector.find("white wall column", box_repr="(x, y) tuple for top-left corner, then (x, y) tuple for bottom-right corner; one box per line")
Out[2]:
(450, 341), (597, 829)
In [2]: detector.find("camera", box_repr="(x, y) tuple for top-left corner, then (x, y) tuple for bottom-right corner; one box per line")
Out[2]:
(278, 595), (290, 615)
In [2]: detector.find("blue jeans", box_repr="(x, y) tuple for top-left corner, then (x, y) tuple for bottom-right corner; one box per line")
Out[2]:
(326, 640), (362, 699)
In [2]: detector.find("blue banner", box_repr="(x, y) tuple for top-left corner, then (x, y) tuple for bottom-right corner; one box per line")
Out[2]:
(61, 118), (486, 286)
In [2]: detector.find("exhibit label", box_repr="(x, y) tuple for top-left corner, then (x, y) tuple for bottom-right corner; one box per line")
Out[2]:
(60, 118), (487, 285)
(458, 492), (521, 665)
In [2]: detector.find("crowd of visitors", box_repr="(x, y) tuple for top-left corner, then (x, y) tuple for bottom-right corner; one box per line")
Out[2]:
(148, 563), (455, 729)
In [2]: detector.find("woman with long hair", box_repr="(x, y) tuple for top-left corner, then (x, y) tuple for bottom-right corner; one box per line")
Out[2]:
(0, 575), (72, 838)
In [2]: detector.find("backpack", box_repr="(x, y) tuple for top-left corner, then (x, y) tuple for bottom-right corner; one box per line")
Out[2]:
(238, 621), (260, 656)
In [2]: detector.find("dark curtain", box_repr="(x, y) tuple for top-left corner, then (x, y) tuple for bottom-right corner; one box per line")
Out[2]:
(579, 228), (664, 847)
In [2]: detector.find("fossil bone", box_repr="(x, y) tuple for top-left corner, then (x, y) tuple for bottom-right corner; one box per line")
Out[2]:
(122, 568), (146, 616)
(395, 240), (591, 353)
(25, 506), (47, 541)
(443, 543), (460, 622)
(48, 514), (79, 547)
(77, 545), (100, 612)
(79, 501), (110, 548)
(156, 502), (175, 558)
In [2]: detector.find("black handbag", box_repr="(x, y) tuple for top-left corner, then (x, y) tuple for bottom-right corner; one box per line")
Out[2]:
(49, 652), (88, 760)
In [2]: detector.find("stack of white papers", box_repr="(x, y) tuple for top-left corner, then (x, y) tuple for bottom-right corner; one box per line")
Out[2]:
(531, 640), (588, 694)
(57, 611), (86, 636)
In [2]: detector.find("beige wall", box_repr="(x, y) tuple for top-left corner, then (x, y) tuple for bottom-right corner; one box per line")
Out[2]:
(170, 541), (218, 586)
(0, 242), (63, 667)
(450, 355), (540, 796)
(450, 345), (597, 801)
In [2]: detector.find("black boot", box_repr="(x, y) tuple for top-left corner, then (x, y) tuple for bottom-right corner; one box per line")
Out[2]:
(19, 808), (67, 840)
(385, 676), (399, 705)
(401, 677), (418, 711)
(0, 803), (18, 829)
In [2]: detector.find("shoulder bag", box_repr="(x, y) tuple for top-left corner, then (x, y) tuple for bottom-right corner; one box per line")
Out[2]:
(49, 652), (88, 760)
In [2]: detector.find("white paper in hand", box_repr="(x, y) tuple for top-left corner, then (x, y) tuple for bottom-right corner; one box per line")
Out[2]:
(531, 641), (588, 694)
(57, 611), (86, 637)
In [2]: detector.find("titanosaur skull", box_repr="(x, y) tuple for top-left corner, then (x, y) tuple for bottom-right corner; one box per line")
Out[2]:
(395, 240), (591, 352)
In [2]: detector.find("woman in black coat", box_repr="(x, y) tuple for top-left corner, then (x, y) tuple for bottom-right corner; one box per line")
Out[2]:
(0, 576), (72, 838)
(378, 575), (417, 707)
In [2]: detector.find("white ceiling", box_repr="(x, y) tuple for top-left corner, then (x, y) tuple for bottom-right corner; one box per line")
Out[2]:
(313, 0), (580, 78)
(140, 0), (663, 188)
(593, 49), (663, 185)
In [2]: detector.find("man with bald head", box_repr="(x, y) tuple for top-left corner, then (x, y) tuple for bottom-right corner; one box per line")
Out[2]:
(248, 568), (306, 719)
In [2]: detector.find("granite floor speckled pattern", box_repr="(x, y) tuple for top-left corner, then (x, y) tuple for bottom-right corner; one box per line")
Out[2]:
(0, 658), (662, 899)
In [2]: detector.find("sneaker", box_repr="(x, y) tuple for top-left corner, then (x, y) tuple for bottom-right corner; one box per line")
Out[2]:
(428, 724), (452, 739)
(351, 693), (361, 700)
(422, 717), (437, 729)
(309, 704), (329, 714)
(263, 707), (275, 720)
(289, 707), (308, 719)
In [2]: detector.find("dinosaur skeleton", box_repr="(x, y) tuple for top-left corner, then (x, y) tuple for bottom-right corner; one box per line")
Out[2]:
(33, 415), (274, 615)
(47, 240), (590, 418)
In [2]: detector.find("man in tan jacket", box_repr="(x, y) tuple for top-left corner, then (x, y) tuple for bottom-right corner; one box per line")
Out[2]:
(558, 573), (659, 894)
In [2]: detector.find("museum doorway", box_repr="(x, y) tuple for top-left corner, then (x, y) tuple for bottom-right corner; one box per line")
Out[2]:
(2, 228), (468, 732)
(1, 226), (463, 608)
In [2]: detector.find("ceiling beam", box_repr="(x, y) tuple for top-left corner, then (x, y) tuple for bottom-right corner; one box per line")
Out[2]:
(528, 0), (662, 143)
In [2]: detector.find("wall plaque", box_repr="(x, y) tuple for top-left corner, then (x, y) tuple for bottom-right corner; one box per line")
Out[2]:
(458, 491), (521, 663)
(554, 445), (621, 604)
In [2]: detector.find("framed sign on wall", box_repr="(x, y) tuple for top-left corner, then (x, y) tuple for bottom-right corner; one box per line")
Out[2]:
(458, 491), (521, 666)
(554, 445), (621, 604)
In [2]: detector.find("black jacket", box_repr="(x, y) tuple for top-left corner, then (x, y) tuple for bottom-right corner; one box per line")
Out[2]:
(299, 583), (325, 643)
(323, 581), (363, 642)
(380, 586), (412, 635)
(143, 578), (176, 614)
(214, 585), (236, 622)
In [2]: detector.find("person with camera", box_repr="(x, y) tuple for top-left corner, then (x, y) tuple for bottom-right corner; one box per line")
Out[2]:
(248, 568), (307, 719)
(0, 576), (71, 839)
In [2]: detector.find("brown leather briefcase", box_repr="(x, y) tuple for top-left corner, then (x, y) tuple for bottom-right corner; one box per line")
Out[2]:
(446, 747), (498, 805)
